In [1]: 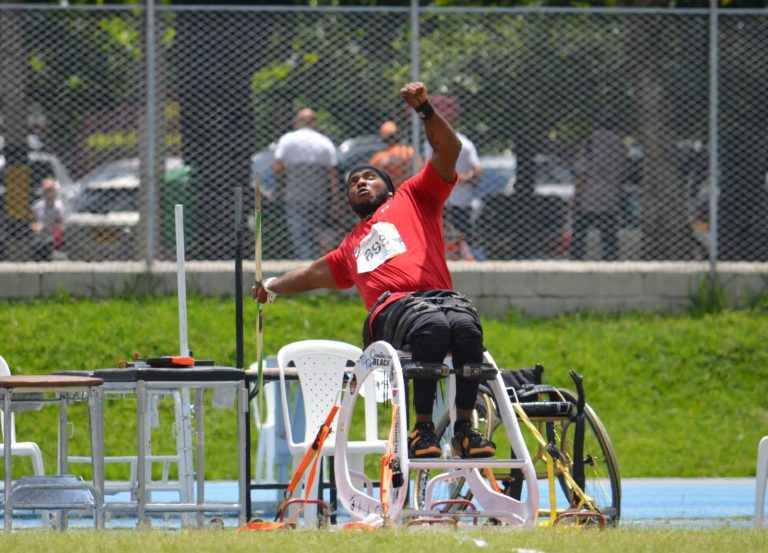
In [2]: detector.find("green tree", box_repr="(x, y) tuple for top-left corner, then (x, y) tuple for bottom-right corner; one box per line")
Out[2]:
(24, 9), (142, 174)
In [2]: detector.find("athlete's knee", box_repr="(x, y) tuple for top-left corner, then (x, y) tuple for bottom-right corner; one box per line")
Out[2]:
(452, 317), (483, 345)
(409, 317), (451, 361)
(418, 318), (451, 342)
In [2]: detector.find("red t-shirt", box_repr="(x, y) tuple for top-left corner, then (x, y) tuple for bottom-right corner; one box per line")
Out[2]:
(325, 161), (457, 316)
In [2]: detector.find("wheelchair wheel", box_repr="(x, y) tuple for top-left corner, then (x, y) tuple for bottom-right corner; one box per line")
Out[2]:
(413, 385), (621, 526)
(556, 388), (621, 525)
(412, 388), (496, 510)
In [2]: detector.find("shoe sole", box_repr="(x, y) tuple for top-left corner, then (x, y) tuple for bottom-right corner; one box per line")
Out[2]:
(450, 442), (496, 459)
(409, 446), (441, 458)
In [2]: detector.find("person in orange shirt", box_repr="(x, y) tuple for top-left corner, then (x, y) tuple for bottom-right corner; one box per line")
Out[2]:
(368, 121), (416, 189)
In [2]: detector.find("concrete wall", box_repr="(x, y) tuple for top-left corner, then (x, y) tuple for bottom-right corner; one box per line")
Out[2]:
(450, 261), (767, 317)
(0, 260), (765, 318)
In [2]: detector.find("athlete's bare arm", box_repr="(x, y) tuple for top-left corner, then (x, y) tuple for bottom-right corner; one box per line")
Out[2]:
(251, 256), (339, 303)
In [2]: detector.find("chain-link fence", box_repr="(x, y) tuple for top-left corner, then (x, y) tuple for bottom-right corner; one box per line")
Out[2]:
(1, 4), (766, 264)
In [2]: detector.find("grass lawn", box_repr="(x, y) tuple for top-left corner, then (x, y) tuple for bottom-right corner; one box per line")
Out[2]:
(1, 292), (767, 481)
(1, 527), (767, 553)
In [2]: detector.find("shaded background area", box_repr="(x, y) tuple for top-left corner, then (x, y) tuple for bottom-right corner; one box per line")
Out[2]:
(1, 2), (766, 265)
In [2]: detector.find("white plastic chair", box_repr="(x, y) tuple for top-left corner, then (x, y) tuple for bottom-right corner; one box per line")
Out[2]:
(277, 340), (387, 525)
(0, 355), (45, 476)
(755, 435), (768, 527)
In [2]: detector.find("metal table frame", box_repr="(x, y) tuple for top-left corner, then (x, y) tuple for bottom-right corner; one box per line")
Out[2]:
(135, 376), (247, 526)
(56, 370), (195, 503)
(1, 375), (105, 531)
(77, 367), (248, 527)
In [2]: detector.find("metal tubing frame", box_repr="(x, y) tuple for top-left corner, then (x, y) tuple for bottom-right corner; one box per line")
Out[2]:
(2, 384), (105, 531)
(3, 389), (12, 531)
(134, 378), (246, 526)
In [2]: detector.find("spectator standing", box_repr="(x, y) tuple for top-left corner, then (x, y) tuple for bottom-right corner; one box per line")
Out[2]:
(571, 123), (628, 261)
(30, 177), (64, 260)
(273, 108), (340, 259)
(424, 129), (481, 260)
(368, 121), (415, 189)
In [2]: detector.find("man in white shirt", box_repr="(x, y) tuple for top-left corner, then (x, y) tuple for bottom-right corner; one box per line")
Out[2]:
(273, 108), (340, 259)
(571, 123), (628, 260)
(425, 131), (481, 260)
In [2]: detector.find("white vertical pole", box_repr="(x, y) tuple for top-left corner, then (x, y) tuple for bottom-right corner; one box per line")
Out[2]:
(175, 204), (189, 357)
(410, 0), (421, 174)
(175, 206), (193, 527)
(707, 0), (720, 277)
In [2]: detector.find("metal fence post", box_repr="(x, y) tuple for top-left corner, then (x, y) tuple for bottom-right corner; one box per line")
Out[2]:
(707, 0), (720, 276)
(144, 0), (157, 269)
(410, 0), (421, 174)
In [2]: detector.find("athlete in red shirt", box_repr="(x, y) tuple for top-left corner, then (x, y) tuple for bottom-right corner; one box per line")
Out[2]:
(253, 82), (495, 459)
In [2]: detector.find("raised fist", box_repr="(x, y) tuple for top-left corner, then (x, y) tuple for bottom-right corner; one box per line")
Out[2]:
(400, 82), (428, 108)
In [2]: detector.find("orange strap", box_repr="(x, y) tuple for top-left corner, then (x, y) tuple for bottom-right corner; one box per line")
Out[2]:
(304, 422), (332, 500)
(342, 521), (379, 532)
(379, 403), (399, 518)
(380, 453), (393, 518)
(483, 467), (502, 493)
(285, 404), (340, 498)
(279, 498), (330, 528)
(236, 520), (293, 532)
(239, 404), (340, 533)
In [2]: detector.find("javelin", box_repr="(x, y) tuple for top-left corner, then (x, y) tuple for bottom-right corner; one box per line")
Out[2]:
(254, 173), (265, 405)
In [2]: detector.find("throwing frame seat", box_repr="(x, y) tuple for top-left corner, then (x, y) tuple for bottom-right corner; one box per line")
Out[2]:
(333, 341), (539, 527)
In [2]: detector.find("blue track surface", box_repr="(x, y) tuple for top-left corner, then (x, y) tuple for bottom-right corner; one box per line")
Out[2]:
(7, 477), (759, 529)
(621, 478), (756, 526)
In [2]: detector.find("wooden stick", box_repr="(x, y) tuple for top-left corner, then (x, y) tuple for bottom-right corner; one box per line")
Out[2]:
(254, 174), (265, 404)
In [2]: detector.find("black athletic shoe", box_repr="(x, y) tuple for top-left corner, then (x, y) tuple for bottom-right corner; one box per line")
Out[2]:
(451, 421), (496, 459)
(408, 422), (441, 458)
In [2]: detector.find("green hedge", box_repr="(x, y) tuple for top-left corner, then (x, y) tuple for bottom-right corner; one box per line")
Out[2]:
(1, 293), (766, 479)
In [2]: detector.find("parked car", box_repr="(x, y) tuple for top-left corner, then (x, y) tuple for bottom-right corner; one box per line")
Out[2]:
(248, 144), (305, 258)
(64, 157), (184, 261)
(249, 144), (277, 198)
(0, 135), (76, 197)
(337, 134), (382, 179)
(469, 153), (518, 227)
(472, 153), (572, 259)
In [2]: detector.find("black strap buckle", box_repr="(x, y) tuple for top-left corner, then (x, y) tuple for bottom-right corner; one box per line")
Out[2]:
(460, 363), (498, 380)
(401, 361), (450, 379)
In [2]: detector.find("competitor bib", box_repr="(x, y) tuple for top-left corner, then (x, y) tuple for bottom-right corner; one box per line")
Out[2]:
(355, 222), (407, 274)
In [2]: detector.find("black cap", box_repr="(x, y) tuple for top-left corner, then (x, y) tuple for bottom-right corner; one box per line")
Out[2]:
(347, 165), (395, 194)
